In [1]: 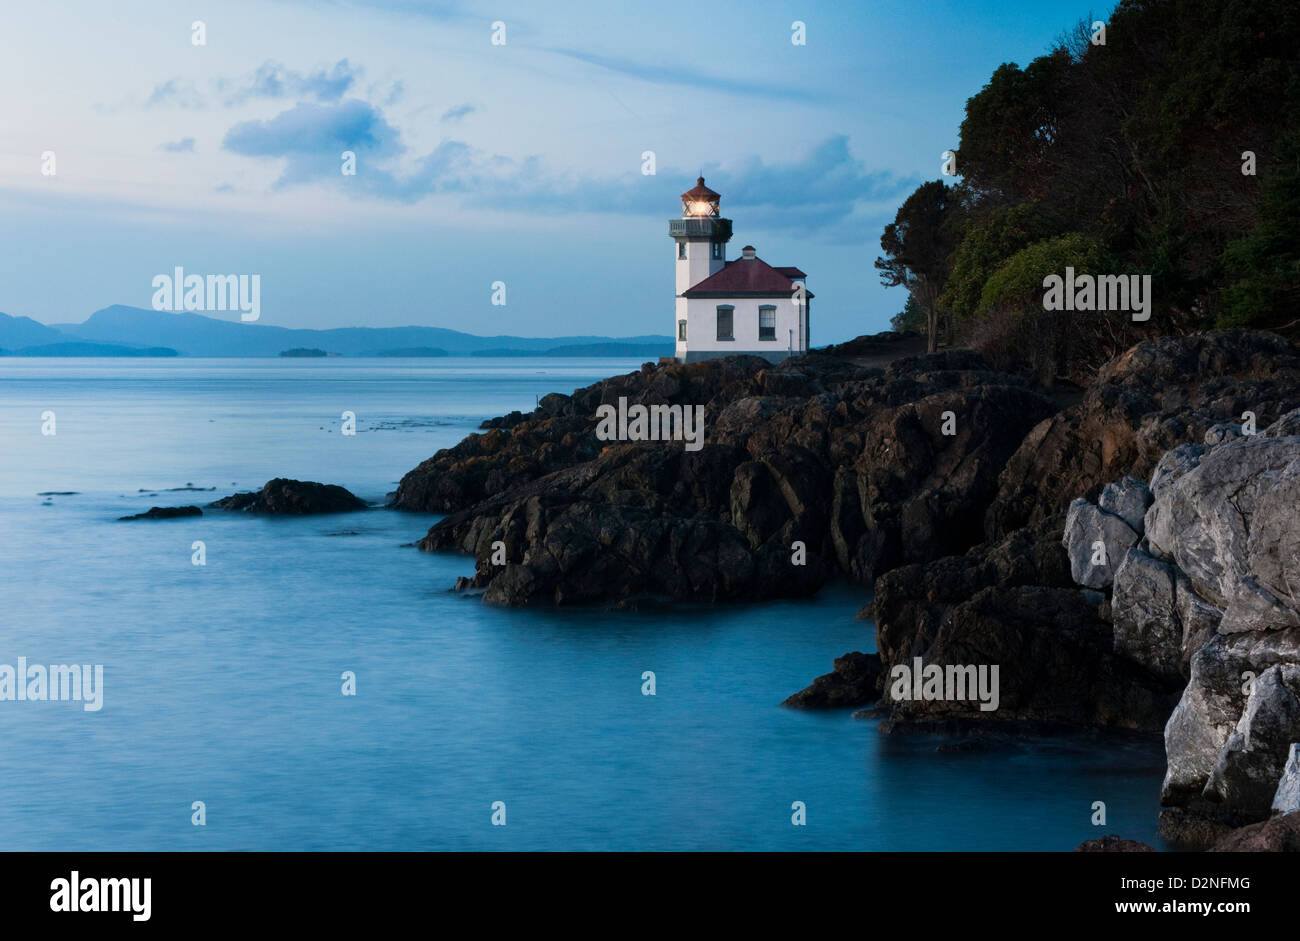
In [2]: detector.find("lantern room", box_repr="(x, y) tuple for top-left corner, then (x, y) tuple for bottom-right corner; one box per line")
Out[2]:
(681, 176), (721, 218)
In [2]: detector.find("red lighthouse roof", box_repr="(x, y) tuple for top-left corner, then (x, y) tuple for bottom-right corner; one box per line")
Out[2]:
(681, 176), (720, 200)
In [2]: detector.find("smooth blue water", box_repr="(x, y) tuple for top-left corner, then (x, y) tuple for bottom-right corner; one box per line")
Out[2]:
(0, 358), (1168, 850)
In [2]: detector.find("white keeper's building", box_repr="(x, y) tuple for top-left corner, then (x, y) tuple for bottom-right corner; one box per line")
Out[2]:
(670, 176), (811, 363)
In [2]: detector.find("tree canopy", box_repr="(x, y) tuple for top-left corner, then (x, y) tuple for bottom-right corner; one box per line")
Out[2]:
(875, 0), (1300, 380)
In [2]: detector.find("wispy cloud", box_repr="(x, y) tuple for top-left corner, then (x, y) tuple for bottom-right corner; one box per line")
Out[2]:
(146, 79), (205, 110)
(548, 48), (816, 101)
(440, 103), (475, 123)
(147, 59), (362, 110)
(158, 137), (196, 153)
(219, 59), (360, 106)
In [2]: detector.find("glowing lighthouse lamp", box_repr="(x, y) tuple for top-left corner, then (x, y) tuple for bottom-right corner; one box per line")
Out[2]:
(681, 177), (720, 218)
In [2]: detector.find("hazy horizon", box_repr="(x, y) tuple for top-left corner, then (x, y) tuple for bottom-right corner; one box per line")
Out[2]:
(13, 303), (674, 341)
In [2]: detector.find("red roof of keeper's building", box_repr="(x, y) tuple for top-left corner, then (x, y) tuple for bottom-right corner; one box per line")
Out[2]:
(683, 256), (813, 298)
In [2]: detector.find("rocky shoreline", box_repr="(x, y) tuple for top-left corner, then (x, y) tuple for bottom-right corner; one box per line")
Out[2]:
(395, 345), (1057, 605)
(394, 328), (1300, 850)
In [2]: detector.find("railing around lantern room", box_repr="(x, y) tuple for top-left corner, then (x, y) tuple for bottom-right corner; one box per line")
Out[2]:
(668, 218), (732, 240)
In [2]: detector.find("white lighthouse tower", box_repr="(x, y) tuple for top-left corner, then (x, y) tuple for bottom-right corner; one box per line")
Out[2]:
(670, 178), (730, 362)
(670, 177), (810, 363)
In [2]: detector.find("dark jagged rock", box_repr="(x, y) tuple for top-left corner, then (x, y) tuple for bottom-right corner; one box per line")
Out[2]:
(1074, 835), (1156, 852)
(880, 584), (1180, 730)
(434, 490), (828, 607)
(817, 329), (925, 362)
(1208, 811), (1300, 852)
(1158, 807), (1241, 849)
(209, 478), (366, 515)
(480, 410), (529, 430)
(866, 517), (1123, 729)
(873, 518), (1076, 671)
(394, 356), (775, 513)
(118, 505), (202, 521)
(807, 509), (1181, 730)
(782, 652), (883, 708)
(404, 350), (1056, 606)
(988, 330), (1300, 539)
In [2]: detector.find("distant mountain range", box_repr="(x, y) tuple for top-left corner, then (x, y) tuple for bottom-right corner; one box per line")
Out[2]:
(0, 306), (673, 358)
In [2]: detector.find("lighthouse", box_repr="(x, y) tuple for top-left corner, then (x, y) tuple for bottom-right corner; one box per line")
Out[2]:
(670, 177), (811, 363)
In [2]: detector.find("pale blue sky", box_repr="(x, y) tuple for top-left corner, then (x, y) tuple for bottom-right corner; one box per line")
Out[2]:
(0, 0), (1110, 342)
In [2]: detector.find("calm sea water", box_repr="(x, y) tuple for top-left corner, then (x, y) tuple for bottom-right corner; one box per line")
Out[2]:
(0, 358), (1168, 850)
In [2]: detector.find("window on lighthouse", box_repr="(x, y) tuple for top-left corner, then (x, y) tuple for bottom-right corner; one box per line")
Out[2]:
(759, 305), (776, 340)
(711, 243), (721, 260)
(678, 319), (687, 341)
(678, 242), (686, 260)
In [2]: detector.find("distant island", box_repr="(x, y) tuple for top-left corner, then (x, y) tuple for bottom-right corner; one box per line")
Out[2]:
(0, 306), (674, 358)
(0, 341), (177, 357)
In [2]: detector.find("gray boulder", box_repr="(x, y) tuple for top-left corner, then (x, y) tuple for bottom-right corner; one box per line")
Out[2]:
(1203, 422), (1245, 447)
(1162, 633), (1254, 806)
(1164, 628), (1300, 809)
(1111, 549), (1182, 682)
(1144, 436), (1300, 625)
(1174, 569), (1224, 670)
(1146, 443), (1205, 520)
(1233, 459), (1300, 633)
(1109, 548), (1218, 683)
(1098, 476), (1152, 533)
(1203, 664), (1300, 819)
(1062, 498), (1139, 589)
(1272, 743), (1300, 815)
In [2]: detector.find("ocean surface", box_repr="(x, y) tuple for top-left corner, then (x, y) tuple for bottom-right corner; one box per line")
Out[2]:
(0, 358), (1169, 850)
